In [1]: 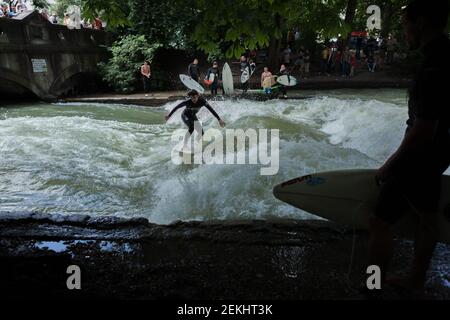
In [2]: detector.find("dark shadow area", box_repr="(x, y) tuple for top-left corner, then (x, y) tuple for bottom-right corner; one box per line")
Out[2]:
(0, 79), (39, 105)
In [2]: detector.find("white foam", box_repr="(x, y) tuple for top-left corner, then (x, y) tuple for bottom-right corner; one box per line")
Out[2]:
(0, 90), (413, 223)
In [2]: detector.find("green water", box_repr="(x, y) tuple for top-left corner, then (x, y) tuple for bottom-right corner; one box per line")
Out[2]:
(0, 89), (410, 224)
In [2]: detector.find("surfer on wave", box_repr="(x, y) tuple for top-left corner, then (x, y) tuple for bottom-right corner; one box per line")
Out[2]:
(165, 89), (225, 150)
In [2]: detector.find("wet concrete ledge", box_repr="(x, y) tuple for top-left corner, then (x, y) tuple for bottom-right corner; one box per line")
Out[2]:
(64, 77), (412, 107)
(0, 212), (449, 300)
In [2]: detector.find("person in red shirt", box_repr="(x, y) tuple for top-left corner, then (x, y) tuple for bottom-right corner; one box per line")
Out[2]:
(93, 17), (103, 30)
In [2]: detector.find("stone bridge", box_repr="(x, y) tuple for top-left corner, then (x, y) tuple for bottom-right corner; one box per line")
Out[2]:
(0, 11), (109, 101)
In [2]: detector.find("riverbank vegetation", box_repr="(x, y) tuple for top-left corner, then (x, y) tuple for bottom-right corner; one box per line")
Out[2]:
(45, 0), (449, 93)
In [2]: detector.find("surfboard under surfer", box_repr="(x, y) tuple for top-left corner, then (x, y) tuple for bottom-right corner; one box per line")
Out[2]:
(165, 89), (225, 150)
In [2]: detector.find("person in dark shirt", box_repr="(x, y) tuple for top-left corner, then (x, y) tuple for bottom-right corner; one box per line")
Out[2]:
(165, 90), (225, 149)
(278, 64), (290, 98)
(240, 55), (251, 94)
(206, 61), (221, 96)
(188, 58), (201, 83)
(369, 0), (450, 292)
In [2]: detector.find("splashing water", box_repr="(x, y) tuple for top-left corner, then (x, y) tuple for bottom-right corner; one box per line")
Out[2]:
(0, 90), (413, 224)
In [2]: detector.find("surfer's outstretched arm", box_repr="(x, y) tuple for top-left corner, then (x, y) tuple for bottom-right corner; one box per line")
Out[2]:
(204, 102), (225, 127)
(165, 101), (187, 121)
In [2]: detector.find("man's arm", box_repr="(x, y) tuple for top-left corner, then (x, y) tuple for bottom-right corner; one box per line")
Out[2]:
(204, 102), (221, 121)
(166, 101), (187, 120)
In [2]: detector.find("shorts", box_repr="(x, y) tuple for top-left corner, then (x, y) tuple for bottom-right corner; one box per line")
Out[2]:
(375, 174), (441, 225)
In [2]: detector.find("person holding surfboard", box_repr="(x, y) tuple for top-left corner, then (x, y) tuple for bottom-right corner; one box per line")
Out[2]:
(240, 55), (251, 94)
(368, 0), (450, 292)
(165, 89), (225, 150)
(278, 64), (290, 98)
(188, 58), (201, 83)
(206, 61), (221, 96)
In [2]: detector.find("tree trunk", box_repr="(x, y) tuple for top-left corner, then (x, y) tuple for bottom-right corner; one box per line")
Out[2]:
(381, 3), (394, 38)
(268, 37), (282, 71)
(267, 14), (283, 71)
(344, 0), (358, 41)
(344, 0), (358, 27)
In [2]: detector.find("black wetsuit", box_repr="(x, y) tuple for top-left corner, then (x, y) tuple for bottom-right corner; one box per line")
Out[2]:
(168, 97), (221, 134)
(278, 69), (290, 96)
(376, 34), (450, 223)
(240, 60), (251, 93)
(206, 67), (220, 95)
(188, 63), (200, 82)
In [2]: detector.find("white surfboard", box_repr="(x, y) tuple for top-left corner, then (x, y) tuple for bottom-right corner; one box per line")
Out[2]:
(179, 74), (205, 94)
(241, 67), (250, 83)
(241, 64), (256, 83)
(273, 170), (450, 244)
(203, 72), (215, 86)
(277, 75), (297, 87)
(222, 63), (234, 95)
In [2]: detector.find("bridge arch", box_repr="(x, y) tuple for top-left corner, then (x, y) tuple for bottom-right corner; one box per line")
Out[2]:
(49, 64), (99, 97)
(0, 68), (46, 99)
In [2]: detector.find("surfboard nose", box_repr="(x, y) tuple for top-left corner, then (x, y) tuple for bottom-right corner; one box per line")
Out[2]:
(272, 183), (284, 201)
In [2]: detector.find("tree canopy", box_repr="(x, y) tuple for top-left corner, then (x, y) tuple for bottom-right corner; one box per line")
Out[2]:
(57, 0), (447, 64)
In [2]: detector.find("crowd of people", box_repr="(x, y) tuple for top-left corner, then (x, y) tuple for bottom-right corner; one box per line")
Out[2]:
(0, 0), (28, 18)
(0, 1), (103, 30)
(317, 34), (399, 76)
(277, 32), (400, 79)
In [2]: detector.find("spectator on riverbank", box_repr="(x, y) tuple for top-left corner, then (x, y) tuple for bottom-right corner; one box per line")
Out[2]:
(206, 61), (220, 96)
(341, 47), (351, 77)
(141, 61), (151, 97)
(81, 19), (92, 29)
(63, 13), (70, 26)
(386, 34), (397, 64)
(320, 46), (330, 75)
(49, 12), (58, 24)
(356, 36), (363, 60)
(93, 17), (103, 30)
(349, 50), (357, 77)
(1, 3), (13, 17)
(40, 8), (48, 20)
(333, 49), (342, 75)
(282, 46), (292, 66)
(303, 49), (311, 79)
(292, 47), (304, 74)
(15, 0), (26, 13)
(261, 67), (273, 94)
(188, 58), (200, 83)
(367, 53), (376, 72)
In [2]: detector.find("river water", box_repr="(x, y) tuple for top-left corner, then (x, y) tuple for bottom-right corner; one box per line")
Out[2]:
(0, 89), (419, 224)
